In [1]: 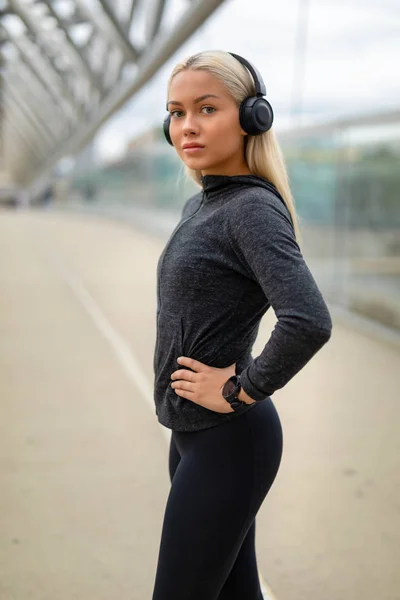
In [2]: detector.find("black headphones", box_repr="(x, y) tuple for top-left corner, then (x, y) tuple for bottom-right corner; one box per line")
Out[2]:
(163, 52), (274, 146)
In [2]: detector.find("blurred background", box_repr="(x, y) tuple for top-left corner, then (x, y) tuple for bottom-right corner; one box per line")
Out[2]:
(0, 1), (399, 599)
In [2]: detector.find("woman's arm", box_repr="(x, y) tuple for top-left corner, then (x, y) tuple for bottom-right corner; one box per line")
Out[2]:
(224, 192), (332, 402)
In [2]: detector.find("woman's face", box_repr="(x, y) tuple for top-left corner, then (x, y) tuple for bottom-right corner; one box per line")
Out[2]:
(167, 69), (250, 176)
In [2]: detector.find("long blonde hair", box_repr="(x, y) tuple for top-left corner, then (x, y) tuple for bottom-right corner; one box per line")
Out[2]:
(167, 49), (301, 244)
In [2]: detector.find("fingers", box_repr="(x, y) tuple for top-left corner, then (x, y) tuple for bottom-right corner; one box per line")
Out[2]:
(177, 356), (206, 371)
(171, 369), (197, 382)
(171, 380), (195, 393)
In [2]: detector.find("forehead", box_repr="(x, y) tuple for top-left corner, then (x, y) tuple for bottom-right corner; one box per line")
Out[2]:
(168, 69), (229, 101)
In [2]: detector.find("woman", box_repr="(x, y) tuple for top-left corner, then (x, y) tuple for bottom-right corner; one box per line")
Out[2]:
(151, 50), (332, 600)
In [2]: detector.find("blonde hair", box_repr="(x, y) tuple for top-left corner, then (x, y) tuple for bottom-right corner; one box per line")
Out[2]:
(167, 49), (301, 244)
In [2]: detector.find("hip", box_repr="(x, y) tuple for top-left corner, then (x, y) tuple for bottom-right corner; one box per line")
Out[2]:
(172, 397), (283, 465)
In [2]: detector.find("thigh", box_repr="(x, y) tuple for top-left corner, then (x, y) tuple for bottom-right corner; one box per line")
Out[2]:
(152, 399), (283, 600)
(152, 424), (255, 600)
(217, 399), (283, 600)
(216, 517), (263, 600)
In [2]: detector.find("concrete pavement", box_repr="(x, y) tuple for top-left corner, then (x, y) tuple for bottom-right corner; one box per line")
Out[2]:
(0, 208), (399, 600)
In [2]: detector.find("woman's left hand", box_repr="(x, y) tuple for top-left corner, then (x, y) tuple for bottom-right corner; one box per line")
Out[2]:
(170, 356), (254, 414)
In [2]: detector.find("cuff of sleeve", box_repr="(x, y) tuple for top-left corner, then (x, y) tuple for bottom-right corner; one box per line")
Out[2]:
(239, 365), (270, 403)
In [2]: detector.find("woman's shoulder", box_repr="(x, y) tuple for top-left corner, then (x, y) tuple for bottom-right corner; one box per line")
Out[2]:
(226, 183), (293, 228)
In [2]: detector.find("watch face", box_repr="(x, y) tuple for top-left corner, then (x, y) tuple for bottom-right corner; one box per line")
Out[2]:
(224, 378), (236, 396)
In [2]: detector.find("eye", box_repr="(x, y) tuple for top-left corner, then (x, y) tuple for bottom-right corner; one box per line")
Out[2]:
(201, 106), (216, 114)
(170, 110), (184, 118)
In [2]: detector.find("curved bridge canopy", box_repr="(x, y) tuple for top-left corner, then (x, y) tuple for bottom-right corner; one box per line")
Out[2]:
(0, 0), (225, 188)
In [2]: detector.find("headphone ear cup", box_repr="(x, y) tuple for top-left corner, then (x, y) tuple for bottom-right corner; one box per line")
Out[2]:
(239, 97), (274, 135)
(163, 114), (173, 145)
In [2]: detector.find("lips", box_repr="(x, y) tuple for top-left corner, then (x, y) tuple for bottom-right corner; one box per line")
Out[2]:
(182, 143), (204, 150)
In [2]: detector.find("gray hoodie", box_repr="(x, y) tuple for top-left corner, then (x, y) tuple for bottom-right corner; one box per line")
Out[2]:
(153, 174), (332, 431)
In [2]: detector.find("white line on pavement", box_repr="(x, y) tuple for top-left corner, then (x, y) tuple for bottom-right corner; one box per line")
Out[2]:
(34, 234), (171, 445)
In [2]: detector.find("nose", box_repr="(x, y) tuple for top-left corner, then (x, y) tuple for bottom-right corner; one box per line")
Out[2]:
(181, 112), (200, 136)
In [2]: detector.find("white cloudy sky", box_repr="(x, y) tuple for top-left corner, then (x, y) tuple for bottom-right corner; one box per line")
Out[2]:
(95, 0), (400, 161)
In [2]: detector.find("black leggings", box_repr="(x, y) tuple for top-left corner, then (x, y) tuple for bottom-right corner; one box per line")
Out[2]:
(152, 397), (283, 600)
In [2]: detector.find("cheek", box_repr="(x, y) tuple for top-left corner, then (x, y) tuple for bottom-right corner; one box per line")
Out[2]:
(210, 120), (242, 154)
(169, 118), (183, 141)
(217, 112), (241, 141)
(169, 123), (179, 146)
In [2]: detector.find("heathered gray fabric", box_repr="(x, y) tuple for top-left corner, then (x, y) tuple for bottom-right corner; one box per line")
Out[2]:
(153, 173), (332, 431)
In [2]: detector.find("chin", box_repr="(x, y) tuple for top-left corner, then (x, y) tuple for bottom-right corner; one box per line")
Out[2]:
(183, 157), (214, 171)
(183, 160), (206, 171)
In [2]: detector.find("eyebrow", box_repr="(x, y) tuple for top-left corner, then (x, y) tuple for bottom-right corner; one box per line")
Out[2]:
(166, 94), (220, 109)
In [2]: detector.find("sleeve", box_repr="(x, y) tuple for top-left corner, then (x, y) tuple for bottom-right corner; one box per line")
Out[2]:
(224, 192), (333, 402)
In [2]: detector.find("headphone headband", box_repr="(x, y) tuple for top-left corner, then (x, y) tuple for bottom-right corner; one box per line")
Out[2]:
(228, 52), (266, 97)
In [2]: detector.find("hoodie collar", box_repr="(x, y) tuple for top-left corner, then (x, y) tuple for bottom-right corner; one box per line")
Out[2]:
(200, 173), (281, 204)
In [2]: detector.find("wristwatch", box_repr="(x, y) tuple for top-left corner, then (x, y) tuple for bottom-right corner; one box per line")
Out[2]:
(222, 374), (248, 414)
